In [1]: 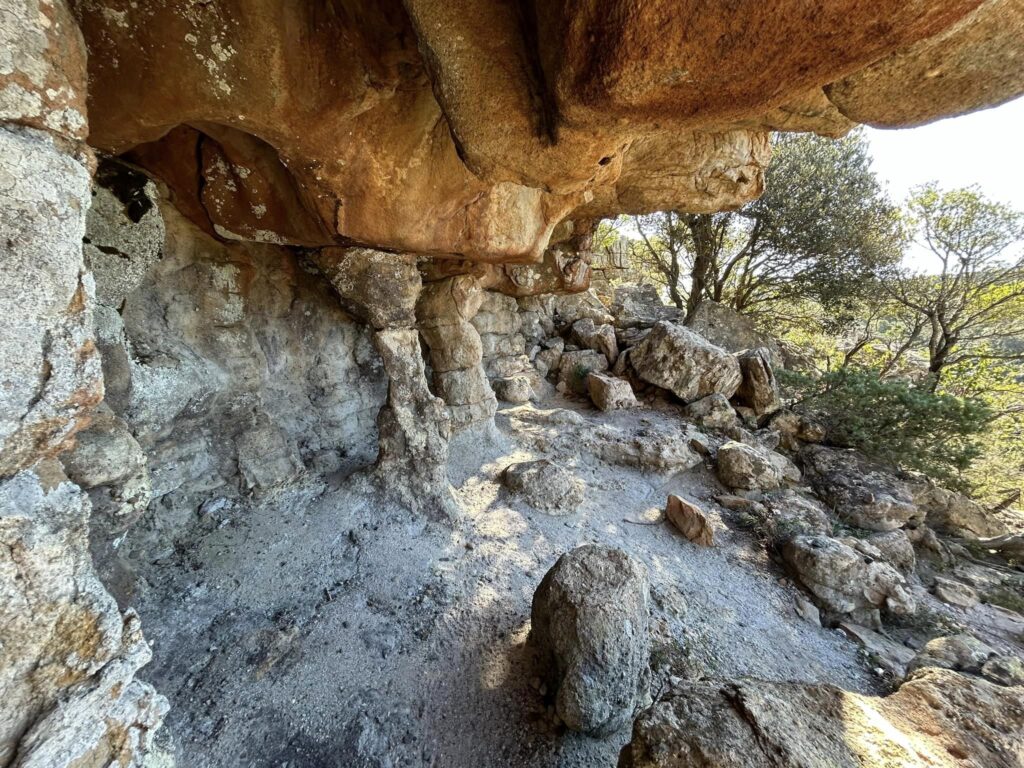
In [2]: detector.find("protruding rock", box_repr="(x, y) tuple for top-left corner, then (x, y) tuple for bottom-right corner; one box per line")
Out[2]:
(907, 634), (996, 677)
(531, 545), (651, 736)
(629, 321), (742, 403)
(801, 446), (922, 532)
(502, 460), (583, 514)
(864, 530), (916, 573)
(734, 347), (782, 416)
(910, 480), (1008, 539)
(587, 372), (638, 412)
(781, 534), (916, 620)
(761, 490), (832, 538)
(716, 441), (784, 491)
(665, 494), (715, 547)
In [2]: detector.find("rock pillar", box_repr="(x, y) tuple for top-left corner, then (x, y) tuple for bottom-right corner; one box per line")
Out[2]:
(314, 248), (454, 516)
(417, 275), (497, 430)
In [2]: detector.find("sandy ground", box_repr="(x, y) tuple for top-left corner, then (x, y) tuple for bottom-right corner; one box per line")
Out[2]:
(127, 396), (883, 768)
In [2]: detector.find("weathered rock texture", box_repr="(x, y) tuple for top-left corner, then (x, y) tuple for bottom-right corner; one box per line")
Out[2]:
(630, 322), (743, 403)
(531, 546), (651, 736)
(620, 668), (1024, 768)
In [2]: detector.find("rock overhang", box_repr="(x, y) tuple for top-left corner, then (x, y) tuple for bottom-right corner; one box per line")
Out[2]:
(63, 0), (1024, 262)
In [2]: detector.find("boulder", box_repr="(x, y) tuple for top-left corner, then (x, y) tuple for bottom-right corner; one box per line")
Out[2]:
(733, 347), (781, 416)
(907, 634), (996, 677)
(683, 393), (739, 430)
(502, 460), (584, 514)
(665, 494), (715, 547)
(571, 318), (619, 365)
(556, 349), (609, 395)
(715, 441), (784, 491)
(531, 546), (651, 736)
(629, 321), (742, 403)
(781, 534), (916, 619)
(620, 669), (1024, 768)
(866, 530), (916, 572)
(492, 375), (534, 404)
(932, 577), (980, 609)
(980, 656), (1024, 687)
(801, 446), (922, 532)
(761, 490), (833, 539)
(609, 285), (682, 329)
(684, 301), (782, 364)
(910, 480), (1008, 539)
(587, 372), (638, 411)
(770, 409), (826, 451)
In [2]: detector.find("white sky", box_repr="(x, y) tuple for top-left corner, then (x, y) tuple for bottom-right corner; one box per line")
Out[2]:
(864, 96), (1024, 270)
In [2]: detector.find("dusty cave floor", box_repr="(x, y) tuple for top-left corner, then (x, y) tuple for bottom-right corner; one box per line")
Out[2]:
(123, 397), (885, 768)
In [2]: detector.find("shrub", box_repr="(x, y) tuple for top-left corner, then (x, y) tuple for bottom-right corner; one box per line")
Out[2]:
(780, 368), (991, 490)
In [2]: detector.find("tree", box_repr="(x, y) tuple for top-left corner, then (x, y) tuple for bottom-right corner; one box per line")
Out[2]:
(883, 183), (1024, 388)
(622, 129), (903, 318)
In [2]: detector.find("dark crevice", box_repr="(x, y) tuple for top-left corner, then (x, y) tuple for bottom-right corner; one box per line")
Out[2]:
(95, 157), (154, 223)
(515, 0), (559, 145)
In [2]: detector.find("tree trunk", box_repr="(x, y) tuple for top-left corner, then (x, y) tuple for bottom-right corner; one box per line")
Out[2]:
(684, 214), (715, 321)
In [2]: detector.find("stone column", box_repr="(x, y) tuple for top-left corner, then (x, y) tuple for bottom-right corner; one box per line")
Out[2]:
(314, 248), (454, 517)
(417, 275), (497, 430)
(0, 2), (167, 765)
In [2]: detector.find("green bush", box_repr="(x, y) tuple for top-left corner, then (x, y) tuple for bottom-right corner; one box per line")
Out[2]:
(780, 368), (991, 490)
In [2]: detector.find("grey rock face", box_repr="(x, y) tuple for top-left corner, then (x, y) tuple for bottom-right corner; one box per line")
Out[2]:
(0, 125), (101, 477)
(801, 445), (921, 532)
(0, 465), (167, 765)
(503, 459), (584, 514)
(629, 321), (742, 403)
(781, 534), (916, 619)
(531, 545), (651, 736)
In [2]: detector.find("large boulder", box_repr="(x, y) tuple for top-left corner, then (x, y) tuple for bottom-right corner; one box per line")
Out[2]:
(531, 546), (651, 736)
(733, 347), (782, 416)
(801, 446), (922, 532)
(910, 480), (1008, 539)
(619, 668), (1024, 768)
(629, 321), (742, 403)
(781, 534), (916, 620)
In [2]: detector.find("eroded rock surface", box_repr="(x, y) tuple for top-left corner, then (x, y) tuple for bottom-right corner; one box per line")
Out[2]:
(630, 322), (742, 403)
(620, 668), (1024, 768)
